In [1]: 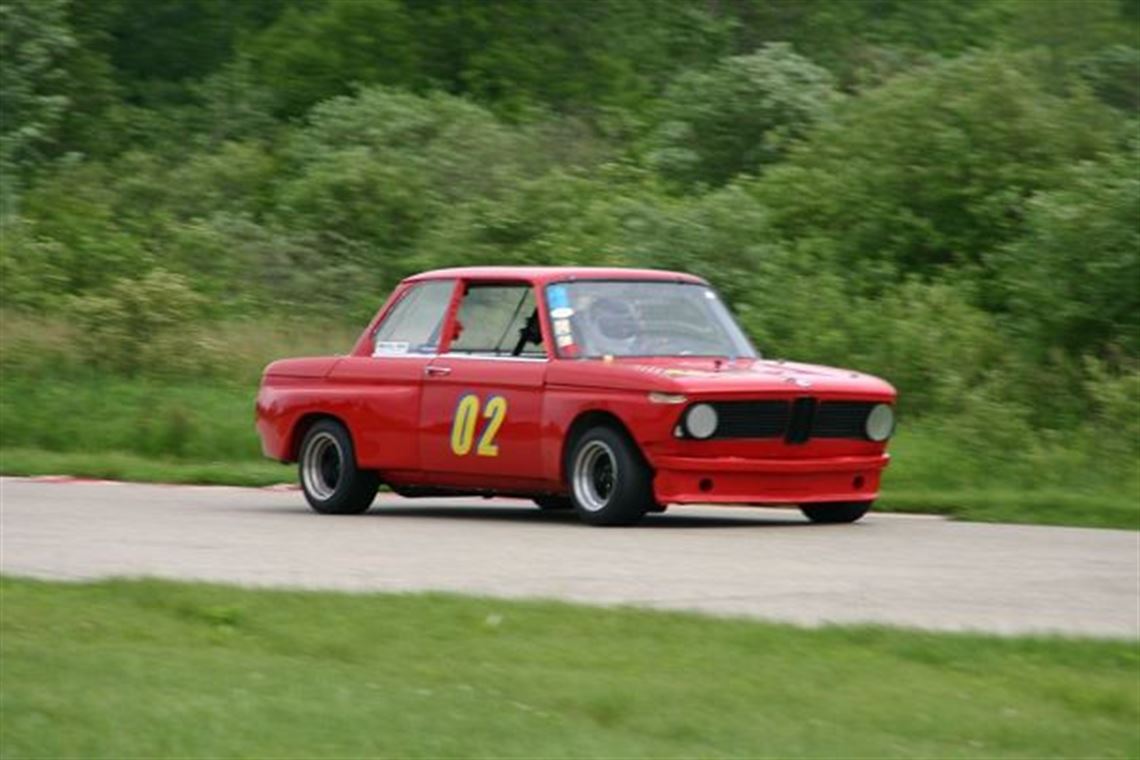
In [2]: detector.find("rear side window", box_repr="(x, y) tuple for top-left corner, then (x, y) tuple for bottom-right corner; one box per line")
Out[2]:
(372, 280), (455, 356)
(449, 283), (546, 358)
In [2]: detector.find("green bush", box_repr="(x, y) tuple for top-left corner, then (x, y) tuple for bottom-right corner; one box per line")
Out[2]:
(1077, 45), (1140, 112)
(67, 270), (207, 376)
(1084, 359), (1140, 464)
(754, 52), (1122, 281)
(0, 0), (75, 199)
(647, 44), (839, 188)
(242, 0), (419, 118)
(998, 148), (1140, 357)
(4, 163), (154, 298)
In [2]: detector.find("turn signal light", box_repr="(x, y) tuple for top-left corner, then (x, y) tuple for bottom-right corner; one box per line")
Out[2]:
(648, 392), (688, 405)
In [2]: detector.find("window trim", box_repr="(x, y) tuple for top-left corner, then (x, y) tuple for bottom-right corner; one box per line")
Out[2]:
(439, 353), (549, 363)
(368, 278), (459, 358)
(438, 279), (552, 360)
(541, 278), (759, 360)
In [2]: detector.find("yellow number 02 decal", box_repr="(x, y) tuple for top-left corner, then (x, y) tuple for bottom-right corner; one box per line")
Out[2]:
(449, 394), (508, 457)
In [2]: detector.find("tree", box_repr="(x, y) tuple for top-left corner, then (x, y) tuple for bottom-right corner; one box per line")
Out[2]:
(407, 0), (733, 117)
(1077, 45), (1140, 112)
(0, 0), (74, 207)
(242, 0), (420, 117)
(104, 0), (290, 104)
(717, 0), (1006, 86)
(999, 149), (1140, 358)
(647, 44), (839, 188)
(753, 52), (1122, 285)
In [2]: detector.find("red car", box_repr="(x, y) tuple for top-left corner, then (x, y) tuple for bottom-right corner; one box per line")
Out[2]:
(255, 267), (896, 525)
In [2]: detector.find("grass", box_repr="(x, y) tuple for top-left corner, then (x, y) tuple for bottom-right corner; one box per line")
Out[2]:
(0, 376), (263, 462)
(875, 427), (1140, 529)
(2, 577), (1138, 758)
(0, 447), (290, 487)
(879, 488), (1140, 530)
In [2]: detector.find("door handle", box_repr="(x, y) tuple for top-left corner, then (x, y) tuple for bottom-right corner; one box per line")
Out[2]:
(425, 365), (452, 377)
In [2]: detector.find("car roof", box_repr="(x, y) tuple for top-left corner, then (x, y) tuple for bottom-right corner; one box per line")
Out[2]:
(403, 266), (708, 286)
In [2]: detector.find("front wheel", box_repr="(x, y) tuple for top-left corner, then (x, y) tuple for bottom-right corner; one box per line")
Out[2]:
(567, 426), (653, 526)
(800, 501), (872, 524)
(298, 420), (379, 515)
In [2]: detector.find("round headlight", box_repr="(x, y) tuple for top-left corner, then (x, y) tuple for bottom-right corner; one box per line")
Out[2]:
(685, 404), (718, 439)
(865, 404), (895, 442)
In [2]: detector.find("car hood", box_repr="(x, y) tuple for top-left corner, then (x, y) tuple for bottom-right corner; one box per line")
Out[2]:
(549, 357), (896, 399)
(263, 356), (340, 378)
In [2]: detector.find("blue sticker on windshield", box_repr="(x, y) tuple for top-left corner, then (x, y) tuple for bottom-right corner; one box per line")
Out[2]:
(547, 285), (570, 310)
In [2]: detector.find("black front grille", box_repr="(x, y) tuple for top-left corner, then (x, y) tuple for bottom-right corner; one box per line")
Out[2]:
(711, 401), (789, 438)
(813, 402), (875, 438)
(784, 397), (818, 444)
(693, 399), (877, 442)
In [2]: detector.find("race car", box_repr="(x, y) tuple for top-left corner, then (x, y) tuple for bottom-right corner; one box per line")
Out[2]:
(255, 266), (896, 525)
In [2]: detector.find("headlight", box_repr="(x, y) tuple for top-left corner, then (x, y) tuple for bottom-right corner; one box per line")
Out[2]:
(865, 404), (895, 442)
(684, 403), (718, 439)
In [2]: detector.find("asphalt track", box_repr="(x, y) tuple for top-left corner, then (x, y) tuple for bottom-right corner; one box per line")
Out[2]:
(2, 476), (1137, 637)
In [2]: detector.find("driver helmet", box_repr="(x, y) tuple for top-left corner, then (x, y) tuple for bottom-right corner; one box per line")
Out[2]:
(584, 296), (639, 354)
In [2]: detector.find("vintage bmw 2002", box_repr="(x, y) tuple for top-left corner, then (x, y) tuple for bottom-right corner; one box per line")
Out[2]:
(255, 267), (896, 525)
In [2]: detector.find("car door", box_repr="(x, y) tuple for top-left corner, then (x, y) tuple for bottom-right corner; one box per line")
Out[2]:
(327, 278), (457, 472)
(418, 280), (549, 487)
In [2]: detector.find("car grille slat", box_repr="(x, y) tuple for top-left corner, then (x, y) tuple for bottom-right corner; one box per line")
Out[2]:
(710, 401), (789, 438)
(701, 399), (877, 441)
(813, 402), (874, 439)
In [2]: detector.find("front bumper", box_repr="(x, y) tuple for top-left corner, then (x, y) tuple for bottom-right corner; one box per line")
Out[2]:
(652, 453), (890, 505)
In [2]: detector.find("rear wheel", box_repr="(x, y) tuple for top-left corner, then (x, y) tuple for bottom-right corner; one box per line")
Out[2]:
(800, 501), (871, 524)
(567, 426), (653, 526)
(298, 420), (379, 515)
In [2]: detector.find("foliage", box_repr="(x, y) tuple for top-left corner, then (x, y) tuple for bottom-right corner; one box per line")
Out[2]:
(1, 162), (152, 300)
(280, 87), (534, 252)
(647, 44), (839, 187)
(66, 270), (206, 375)
(243, 0), (419, 117)
(1084, 357), (1140, 465)
(399, 0), (734, 117)
(0, 0), (74, 205)
(1078, 45), (1140, 111)
(725, 0), (1009, 86)
(100, 0), (289, 103)
(754, 53), (1122, 281)
(1000, 0), (1140, 85)
(998, 147), (1140, 357)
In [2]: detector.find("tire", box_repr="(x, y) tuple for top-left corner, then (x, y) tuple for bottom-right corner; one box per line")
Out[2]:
(534, 495), (573, 511)
(800, 501), (872, 524)
(298, 419), (379, 515)
(567, 425), (653, 526)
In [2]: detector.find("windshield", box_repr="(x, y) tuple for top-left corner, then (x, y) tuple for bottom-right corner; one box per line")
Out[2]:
(545, 280), (757, 359)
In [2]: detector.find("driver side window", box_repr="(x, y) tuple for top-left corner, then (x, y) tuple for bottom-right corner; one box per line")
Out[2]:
(449, 283), (546, 358)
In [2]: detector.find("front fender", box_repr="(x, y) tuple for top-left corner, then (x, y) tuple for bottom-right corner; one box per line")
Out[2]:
(541, 386), (677, 482)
